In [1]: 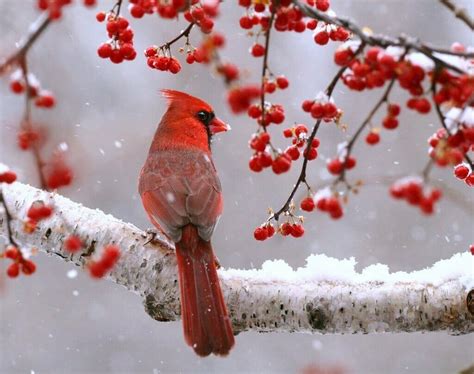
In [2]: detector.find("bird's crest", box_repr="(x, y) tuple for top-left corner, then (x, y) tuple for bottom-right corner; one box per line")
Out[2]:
(161, 89), (212, 111)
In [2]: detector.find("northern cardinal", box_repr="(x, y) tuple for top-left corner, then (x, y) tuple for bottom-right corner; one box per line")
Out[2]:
(139, 89), (235, 356)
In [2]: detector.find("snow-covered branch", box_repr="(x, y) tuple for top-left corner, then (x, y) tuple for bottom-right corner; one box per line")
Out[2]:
(1, 182), (473, 335)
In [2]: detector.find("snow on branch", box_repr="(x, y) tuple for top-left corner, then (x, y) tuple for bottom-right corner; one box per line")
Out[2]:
(1, 181), (473, 335)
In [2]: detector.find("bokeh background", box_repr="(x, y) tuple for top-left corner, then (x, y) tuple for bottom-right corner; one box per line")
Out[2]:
(1, 0), (473, 373)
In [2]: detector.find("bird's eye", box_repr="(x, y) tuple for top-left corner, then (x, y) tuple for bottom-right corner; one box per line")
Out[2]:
(197, 110), (210, 123)
(197, 110), (214, 124)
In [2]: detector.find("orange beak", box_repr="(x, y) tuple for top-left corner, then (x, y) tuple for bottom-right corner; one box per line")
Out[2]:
(209, 117), (231, 134)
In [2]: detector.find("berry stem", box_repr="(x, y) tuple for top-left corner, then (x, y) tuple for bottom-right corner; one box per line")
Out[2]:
(260, 8), (276, 133)
(421, 159), (435, 182)
(162, 22), (195, 50)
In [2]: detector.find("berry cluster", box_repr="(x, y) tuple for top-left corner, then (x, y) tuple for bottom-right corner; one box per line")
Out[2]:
(96, 13), (136, 64)
(254, 220), (305, 240)
(390, 178), (442, 215)
(434, 70), (474, 108)
(313, 190), (344, 219)
(454, 163), (474, 186)
(253, 223), (275, 241)
(283, 124), (320, 161)
(44, 151), (73, 189)
(302, 94), (341, 123)
(145, 47), (182, 74)
(183, 4), (217, 34)
(10, 69), (56, 110)
(326, 155), (356, 175)
(3, 246), (36, 278)
(340, 47), (394, 91)
(227, 85), (261, 114)
(428, 127), (472, 170)
(88, 245), (121, 278)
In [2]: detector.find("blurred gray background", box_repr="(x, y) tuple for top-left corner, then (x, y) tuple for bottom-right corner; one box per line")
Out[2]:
(1, 0), (473, 373)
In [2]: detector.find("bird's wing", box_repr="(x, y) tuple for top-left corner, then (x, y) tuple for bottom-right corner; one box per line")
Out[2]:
(139, 149), (223, 242)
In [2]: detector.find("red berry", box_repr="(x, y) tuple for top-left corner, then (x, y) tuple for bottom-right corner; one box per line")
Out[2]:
(249, 156), (263, 172)
(5, 246), (21, 260)
(130, 5), (145, 18)
(327, 158), (343, 175)
(168, 58), (182, 74)
(276, 76), (289, 89)
(96, 11), (106, 22)
(10, 80), (24, 94)
(382, 116), (398, 130)
(466, 173), (474, 187)
(300, 197), (315, 212)
(272, 154), (291, 174)
(251, 43), (265, 57)
(304, 147), (318, 160)
(21, 259), (36, 275)
(415, 98), (431, 114)
(65, 235), (82, 252)
(388, 103), (401, 116)
(290, 224), (305, 238)
(254, 227), (268, 241)
(302, 100), (314, 112)
(7, 263), (20, 278)
(280, 222), (292, 236)
(454, 164), (470, 180)
(366, 131), (380, 145)
(97, 43), (113, 58)
(286, 146), (300, 160)
(316, 197), (327, 211)
(315, 0), (330, 11)
(0, 170), (17, 184)
(314, 31), (329, 45)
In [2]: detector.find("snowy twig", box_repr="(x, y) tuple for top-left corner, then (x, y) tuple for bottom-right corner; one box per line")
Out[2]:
(294, 0), (472, 73)
(1, 181), (473, 335)
(438, 0), (474, 30)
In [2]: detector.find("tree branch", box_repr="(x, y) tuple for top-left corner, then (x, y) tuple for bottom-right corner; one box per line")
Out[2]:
(1, 181), (473, 335)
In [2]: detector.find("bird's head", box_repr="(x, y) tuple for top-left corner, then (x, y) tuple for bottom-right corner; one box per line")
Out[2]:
(156, 89), (230, 151)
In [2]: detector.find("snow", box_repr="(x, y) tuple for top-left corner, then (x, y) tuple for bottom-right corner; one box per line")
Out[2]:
(433, 52), (472, 74)
(221, 252), (473, 288)
(0, 162), (10, 174)
(406, 52), (434, 71)
(445, 107), (474, 130)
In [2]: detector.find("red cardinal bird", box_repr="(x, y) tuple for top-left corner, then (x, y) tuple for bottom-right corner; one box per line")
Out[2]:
(139, 89), (234, 356)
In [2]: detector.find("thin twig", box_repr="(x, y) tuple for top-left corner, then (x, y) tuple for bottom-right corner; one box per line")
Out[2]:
(438, 0), (474, 30)
(19, 58), (48, 189)
(162, 22), (195, 50)
(260, 9), (276, 131)
(0, 13), (51, 74)
(272, 43), (366, 221)
(333, 77), (397, 187)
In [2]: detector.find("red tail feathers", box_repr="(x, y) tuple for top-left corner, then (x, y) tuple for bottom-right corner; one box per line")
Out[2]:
(175, 225), (235, 357)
